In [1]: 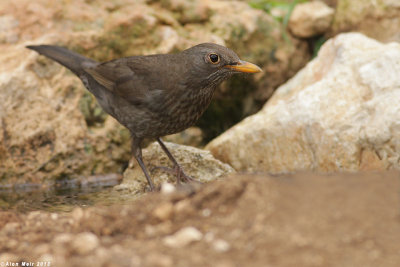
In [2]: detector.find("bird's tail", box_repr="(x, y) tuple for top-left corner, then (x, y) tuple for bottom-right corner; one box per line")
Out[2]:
(26, 45), (97, 75)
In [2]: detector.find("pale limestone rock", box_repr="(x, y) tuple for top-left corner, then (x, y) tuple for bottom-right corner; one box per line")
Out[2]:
(289, 1), (334, 38)
(332, 0), (400, 43)
(207, 33), (400, 173)
(0, 15), (19, 43)
(116, 141), (235, 193)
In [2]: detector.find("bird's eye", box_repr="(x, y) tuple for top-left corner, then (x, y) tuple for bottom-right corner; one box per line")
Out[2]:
(208, 53), (220, 64)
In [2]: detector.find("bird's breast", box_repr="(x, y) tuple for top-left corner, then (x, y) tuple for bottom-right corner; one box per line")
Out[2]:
(155, 85), (216, 134)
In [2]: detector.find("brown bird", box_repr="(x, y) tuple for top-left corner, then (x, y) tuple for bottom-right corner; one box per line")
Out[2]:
(27, 43), (262, 191)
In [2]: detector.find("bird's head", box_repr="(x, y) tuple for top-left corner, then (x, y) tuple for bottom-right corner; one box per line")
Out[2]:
(181, 43), (262, 88)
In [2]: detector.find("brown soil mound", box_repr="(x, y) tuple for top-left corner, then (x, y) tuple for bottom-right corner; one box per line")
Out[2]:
(1, 172), (400, 266)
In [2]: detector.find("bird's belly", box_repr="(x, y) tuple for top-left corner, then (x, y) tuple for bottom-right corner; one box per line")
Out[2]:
(138, 104), (205, 137)
(159, 109), (203, 134)
(109, 88), (214, 138)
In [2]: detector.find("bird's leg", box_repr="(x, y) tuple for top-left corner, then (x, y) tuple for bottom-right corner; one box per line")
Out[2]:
(131, 136), (155, 191)
(156, 138), (199, 184)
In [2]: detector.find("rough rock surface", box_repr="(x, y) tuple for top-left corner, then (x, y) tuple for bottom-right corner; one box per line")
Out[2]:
(116, 142), (235, 193)
(289, 1), (335, 38)
(0, 44), (131, 185)
(1, 171), (400, 266)
(0, 0), (309, 184)
(207, 33), (400, 173)
(331, 0), (400, 42)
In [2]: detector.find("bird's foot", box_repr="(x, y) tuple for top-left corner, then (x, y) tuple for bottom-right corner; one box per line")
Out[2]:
(151, 165), (201, 185)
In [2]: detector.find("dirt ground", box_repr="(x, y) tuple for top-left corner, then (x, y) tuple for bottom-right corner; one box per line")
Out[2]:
(1, 171), (400, 267)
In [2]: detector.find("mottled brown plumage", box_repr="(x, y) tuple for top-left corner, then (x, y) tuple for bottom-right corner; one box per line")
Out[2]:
(27, 43), (262, 190)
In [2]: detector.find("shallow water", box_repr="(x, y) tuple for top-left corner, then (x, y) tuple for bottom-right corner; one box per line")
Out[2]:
(0, 174), (132, 212)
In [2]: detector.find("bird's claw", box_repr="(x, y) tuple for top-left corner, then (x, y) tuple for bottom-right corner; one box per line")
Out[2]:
(151, 165), (202, 185)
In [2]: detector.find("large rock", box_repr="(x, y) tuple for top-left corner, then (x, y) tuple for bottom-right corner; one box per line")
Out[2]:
(0, 43), (132, 185)
(331, 0), (400, 43)
(288, 1), (335, 38)
(116, 142), (235, 193)
(207, 33), (400, 173)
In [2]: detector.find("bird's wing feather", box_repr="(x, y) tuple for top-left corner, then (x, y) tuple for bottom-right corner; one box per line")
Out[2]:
(84, 67), (116, 91)
(84, 58), (155, 105)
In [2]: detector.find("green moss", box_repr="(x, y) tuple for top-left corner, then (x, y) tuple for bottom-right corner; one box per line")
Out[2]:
(249, 0), (309, 42)
(95, 15), (161, 60)
(84, 142), (93, 155)
(311, 36), (327, 58)
(230, 25), (248, 42)
(78, 91), (108, 127)
(249, 0), (309, 17)
(118, 128), (131, 143)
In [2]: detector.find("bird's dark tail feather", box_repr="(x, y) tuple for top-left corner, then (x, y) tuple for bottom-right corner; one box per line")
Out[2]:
(26, 45), (97, 75)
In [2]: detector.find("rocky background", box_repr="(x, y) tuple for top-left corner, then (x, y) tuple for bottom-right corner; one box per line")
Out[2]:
(1, 0), (311, 185)
(2, 0), (400, 266)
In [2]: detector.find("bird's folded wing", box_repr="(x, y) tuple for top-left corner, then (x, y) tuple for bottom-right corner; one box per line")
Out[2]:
(84, 60), (151, 105)
(84, 67), (116, 91)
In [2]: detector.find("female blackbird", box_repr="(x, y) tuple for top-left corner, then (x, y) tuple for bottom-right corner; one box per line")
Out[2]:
(27, 43), (262, 190)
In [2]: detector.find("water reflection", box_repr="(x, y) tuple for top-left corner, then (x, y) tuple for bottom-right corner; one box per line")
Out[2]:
(0, 174), (130, 212)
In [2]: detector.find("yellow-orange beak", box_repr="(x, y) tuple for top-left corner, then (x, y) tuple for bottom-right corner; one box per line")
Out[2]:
(224, 60), (262, 73)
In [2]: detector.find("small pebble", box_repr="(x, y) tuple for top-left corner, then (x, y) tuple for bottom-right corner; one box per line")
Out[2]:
(174, 199), (191, 213)
(27, 211), (41, 220)
(71, 232), (99, 255)
(204, 232), (215, 242)
(3, 222), (19, 234)
(146, 253), (173, 267)
(153, 202), (174, 221)
(202, 208), (211, 217)
(39, 254), (54, 263)
(72, 207), (84, 221)
(53, 233), (73, 244)
(161, 183), (176, 194)
(163, 226), (203, 248)
(34, 243), (50, 254)
(145, 225), (156, 237)
(213, 239), (231, 252)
